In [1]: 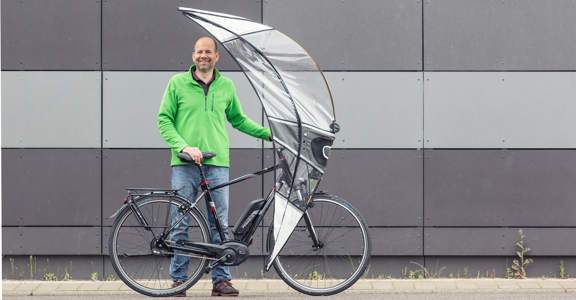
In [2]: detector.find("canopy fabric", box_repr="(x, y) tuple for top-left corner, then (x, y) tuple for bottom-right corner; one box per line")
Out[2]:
(179, 7), (337, 270)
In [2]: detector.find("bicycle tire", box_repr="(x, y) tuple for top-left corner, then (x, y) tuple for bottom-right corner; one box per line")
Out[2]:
(109, 195), (210, 297)
(267, 193), (371, 296)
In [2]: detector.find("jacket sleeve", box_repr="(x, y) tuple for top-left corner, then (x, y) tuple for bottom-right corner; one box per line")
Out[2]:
(157, 79), (188, 152)
(225, 82), (271, 140)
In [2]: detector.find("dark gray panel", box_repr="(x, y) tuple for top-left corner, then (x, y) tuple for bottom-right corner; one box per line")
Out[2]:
(425, 256), (576, 278)
(102, 149), (173, 226)
(425, 228), (576, 256)
(2, 228), (101, 255)
(262, 226), (421, 256)
(2, 149), (101, 226)
(103, 72), (263, 148)
(103, 149), (262, 226)
(365, 256), (425, 279)
(104, 256), (273, 280)
(1, 0), (101, 70)
(319, 150), (423, 226)
(3, 255), (104, 280)
(103, 224), (264, 256)
(425, 0), (576, 70)
(371, 228), (422, 256)
(264, 0), (422, 70)
(102, 0), (261, 70)
(104, 255), (423, 280)
(425, 150), (576, 226)
(2, 72), (101, 148)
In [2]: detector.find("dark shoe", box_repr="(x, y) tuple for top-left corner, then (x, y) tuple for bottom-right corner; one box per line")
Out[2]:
(211, 280), (239, 296)
(171, 280), (187, 297)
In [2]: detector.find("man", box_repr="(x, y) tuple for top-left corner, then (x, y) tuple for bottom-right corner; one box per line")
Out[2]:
(157, 36), (272, 297)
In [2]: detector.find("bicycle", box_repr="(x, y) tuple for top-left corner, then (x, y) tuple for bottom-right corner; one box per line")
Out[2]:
(108, 148), (371, 297)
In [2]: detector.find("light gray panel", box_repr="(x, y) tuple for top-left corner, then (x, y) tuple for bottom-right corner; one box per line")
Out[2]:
(102, 0), (261, 70)
(1, 72), (101, 148)
(325, 72), (423, 148)
(103, 149), (262, 226)
(315, 150), (423, 226)
(2, 149), (101, 226)
(424, 72), (576, 148)
(424, 150), (576, 226)
(1, 0), (101, 70)
(3, 255), (103, 280)
(425, 228), (576, 256)
(2, 227), (101, 255)
(425, 0), (576, 70)
(264, 0), (422, 70)
(103, 72), (262, 148)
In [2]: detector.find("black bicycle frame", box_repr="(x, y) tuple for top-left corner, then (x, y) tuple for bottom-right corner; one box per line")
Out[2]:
(122, 148), (320, 261)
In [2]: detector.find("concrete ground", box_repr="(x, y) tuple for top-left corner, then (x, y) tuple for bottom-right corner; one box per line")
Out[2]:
(3, 279), (576, 299)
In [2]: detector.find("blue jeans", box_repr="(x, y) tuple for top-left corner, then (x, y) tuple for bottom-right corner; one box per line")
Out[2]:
(169, 164), (232, 284)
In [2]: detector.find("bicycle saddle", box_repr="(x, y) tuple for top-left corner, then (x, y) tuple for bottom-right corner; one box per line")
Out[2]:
(177, 151), (216, 162)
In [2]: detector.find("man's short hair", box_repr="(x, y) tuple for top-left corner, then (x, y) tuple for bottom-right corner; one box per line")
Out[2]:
(194, 36), (218, 52)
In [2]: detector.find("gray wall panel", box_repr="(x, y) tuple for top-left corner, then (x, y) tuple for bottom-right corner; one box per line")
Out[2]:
(319, 150), (423, 226)
(2, 149), (101, 226)
(425, 150), (576, 226)
(103, 72), (262, 148)
(371, 228), (422, 256)
(262, 227), (421, 256)
(425, 0), (576, 70)
(2, 228), (101, 255)
(424, 72), (576, 148)
(1, 0), (101, 70)
(103, 224), (264, 255)
(3, 256), (103, 280)
(424, 257), (576, 278)
(425, 228), (576, 256)
(102, 0), (261, 70)
(325, 72), (423, 148)
(264, 0), (422, 70)
(1, 72), (101, 148)
(102, 149), (262, 226)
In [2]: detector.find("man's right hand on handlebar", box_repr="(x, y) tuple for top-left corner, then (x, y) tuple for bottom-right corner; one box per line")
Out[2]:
(181, 146), (203, 165)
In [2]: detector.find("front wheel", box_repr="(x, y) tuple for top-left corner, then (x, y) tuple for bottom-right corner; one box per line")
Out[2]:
(267, 193), (371, 296)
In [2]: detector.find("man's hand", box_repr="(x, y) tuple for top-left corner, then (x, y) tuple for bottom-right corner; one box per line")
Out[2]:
(268, 133), (273, 142)
(181, 146), (203, 165)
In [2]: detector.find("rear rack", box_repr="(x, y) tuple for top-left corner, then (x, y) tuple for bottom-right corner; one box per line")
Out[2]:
(126, 188), (179, 196)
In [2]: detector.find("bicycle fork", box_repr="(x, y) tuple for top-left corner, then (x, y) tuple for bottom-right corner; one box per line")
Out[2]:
(303, 211), (324, 250)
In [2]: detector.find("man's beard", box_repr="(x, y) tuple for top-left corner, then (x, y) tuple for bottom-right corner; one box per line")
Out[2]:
(196, 60), (214, 73)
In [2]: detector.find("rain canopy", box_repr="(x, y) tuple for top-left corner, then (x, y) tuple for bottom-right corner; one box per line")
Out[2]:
(179, 7), (338, 270)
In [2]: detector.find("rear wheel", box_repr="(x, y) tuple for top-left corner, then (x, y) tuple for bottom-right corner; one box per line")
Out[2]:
(109, 195), (210, 297)
(267, 193), (371, 296)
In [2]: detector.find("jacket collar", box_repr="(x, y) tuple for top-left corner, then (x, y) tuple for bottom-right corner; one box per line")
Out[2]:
(189, 65), (221, 86)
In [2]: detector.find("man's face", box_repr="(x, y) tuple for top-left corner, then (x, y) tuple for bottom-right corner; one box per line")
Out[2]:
(192, 38), (219, 73)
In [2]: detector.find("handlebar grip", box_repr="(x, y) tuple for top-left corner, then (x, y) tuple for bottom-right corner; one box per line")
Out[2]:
(177, 151), (216, 162)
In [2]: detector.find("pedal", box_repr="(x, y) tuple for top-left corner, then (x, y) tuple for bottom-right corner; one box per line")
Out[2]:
(206, 254), (229, 273)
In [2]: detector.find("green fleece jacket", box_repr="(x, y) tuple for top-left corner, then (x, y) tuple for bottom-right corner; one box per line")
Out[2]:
(158, 66), (271, 166)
